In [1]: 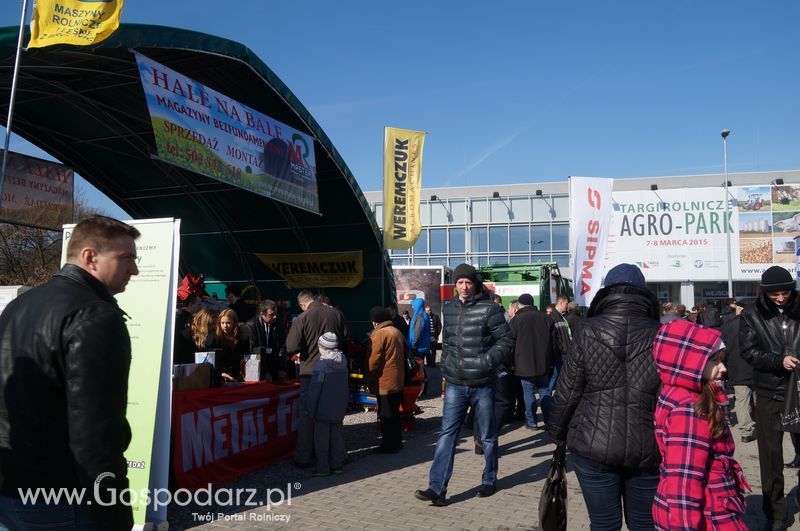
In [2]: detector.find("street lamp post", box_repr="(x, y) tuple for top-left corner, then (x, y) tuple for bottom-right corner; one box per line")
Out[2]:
(721, 129), (733, 298)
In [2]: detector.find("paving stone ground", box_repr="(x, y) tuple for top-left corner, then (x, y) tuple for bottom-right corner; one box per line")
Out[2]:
(174, 373), (800, 530)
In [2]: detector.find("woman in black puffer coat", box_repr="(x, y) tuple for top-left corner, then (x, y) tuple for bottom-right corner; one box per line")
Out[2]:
(546, 263), (662, 531)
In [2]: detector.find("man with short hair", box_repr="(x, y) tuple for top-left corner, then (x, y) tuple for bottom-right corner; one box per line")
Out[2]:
(0, 215), (140, 530)
(513, 293), (555, 429)
(286, 289), (348, 468)
(242, 299), (288, 382)
(415, 263), (514, 505)
(741, 266), (800, 531)
(565, 301), (581, 333)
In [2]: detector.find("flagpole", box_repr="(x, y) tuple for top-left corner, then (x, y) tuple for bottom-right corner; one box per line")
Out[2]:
(0, 0), (30, 208)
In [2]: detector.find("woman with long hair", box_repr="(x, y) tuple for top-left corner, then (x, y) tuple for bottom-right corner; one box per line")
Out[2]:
(652, 319), (750, 530)
(188, 307), (217, 352)
(215, 308), (246, 382)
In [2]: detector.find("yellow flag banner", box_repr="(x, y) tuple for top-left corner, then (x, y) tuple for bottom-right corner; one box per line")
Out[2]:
(383, 127), (425, 249)
(28, 0), (124, 48)
(256, 251), (364, 288)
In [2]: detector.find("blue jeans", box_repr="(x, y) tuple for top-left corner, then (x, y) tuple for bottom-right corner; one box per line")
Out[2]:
(548, 356), (564, 392)
(428, 383), (497, 496)
(571, 454), (659, 531)
(0, 496), (98, 531)
(520, 374), (552, 428)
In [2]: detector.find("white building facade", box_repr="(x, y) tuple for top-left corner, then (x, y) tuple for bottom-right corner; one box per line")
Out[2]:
(363, 170), (800, 308)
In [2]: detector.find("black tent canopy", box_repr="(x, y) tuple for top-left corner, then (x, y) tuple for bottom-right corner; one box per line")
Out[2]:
(0, 24), (394, 336)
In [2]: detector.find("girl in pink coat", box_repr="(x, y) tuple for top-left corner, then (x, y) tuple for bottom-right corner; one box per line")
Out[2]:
(652, 319), (750, 530)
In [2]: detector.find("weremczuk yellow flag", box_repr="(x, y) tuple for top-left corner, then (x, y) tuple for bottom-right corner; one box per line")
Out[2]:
(383, 127), (425, 250)
(28, 0), (124, 48)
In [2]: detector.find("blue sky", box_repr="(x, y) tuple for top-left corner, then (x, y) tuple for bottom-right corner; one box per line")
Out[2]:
(2, 1), (799, 217)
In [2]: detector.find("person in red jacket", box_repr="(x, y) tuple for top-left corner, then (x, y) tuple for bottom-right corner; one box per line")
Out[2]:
(652, 319), (750, 530)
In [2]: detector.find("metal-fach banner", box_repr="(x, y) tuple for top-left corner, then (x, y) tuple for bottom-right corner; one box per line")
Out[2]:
(0, 150), (73, 230)
(29, 0), (124, 48)
(569, 177), (614, 307)
(383, 127), (425, 249)
(604, 184), (798, 281)
(134, 53), (319, 214)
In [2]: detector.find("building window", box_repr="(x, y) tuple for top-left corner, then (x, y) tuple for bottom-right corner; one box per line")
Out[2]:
(552, 196), (569, 221)
(489, 226), (508, 253)
(532, 197), (552, 222)
(489, 254), (508, 265)
(413, 229), (428, 254)
(448, 256), (466, 268)
(449, 200), (466, 225)
(449, 227), (465, 254)
(510, 197), (531, 221)
(471, 199), (489, 223)
(552, 225), (569, 251)
(510, 225), (529, 253)
(431, 200), (451, 224)
(553, 254), (569, 268)
(430, 228), (447, 254)
(490, 199), (510, 222)
(390, 247), (408, 256)
(429, 257), (448, 266)
(471, 227), (488, 253)
(509, 254), (530, 264)
(391, 257), (409, 266)
(420, 201), (431, 225)
(531, 225), (550, 251)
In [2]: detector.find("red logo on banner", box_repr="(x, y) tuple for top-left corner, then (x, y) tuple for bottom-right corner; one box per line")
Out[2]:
(172, 382), (300, 490)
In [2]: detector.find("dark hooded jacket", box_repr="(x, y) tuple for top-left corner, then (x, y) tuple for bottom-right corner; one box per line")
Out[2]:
(546, 284), (662, 468)
(440, 288), (514, 386)
(740, 291), (800, 400)
(0, 264), (133, 530)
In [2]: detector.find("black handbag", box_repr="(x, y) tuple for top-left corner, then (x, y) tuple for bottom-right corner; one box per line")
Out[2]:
(537, 443), (567, 531)
(780, 368), (800, 433)
(403, 347), (420, 382)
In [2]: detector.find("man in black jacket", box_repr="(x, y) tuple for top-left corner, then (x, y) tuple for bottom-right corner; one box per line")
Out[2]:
(0, 216), (140, 531)
(547, 263), (661, 530)
(242, 299), (288, 382)
(721, 300), (756, 443)
(512, 293), (555, 429)
(740, 266), (800, 531)
(415, 264), (513, 506)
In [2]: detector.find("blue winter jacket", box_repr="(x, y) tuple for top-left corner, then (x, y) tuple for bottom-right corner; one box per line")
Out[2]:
(408, 298), (431, 354)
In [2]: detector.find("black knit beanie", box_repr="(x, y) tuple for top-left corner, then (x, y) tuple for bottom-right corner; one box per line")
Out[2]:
(453, 263), (481, 286)
(760, 266), (795, 293)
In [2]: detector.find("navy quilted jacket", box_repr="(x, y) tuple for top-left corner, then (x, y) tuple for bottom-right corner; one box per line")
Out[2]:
(546, 284), (662, 469)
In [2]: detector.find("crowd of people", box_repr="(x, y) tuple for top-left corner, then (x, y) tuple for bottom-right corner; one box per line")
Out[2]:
(0, 214), (796, 530)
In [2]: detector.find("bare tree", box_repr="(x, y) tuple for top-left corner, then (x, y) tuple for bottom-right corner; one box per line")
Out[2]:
(0, 196), (101, 287)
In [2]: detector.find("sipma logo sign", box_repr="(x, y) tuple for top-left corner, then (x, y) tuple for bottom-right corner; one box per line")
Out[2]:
(694, 260), (704, 268)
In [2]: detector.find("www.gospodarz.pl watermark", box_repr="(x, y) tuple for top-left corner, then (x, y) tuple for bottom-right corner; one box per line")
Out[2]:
(17, 472), (300, 513)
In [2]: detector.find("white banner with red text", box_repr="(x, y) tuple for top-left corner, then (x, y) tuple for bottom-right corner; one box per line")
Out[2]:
(570, 177), (614, 307)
